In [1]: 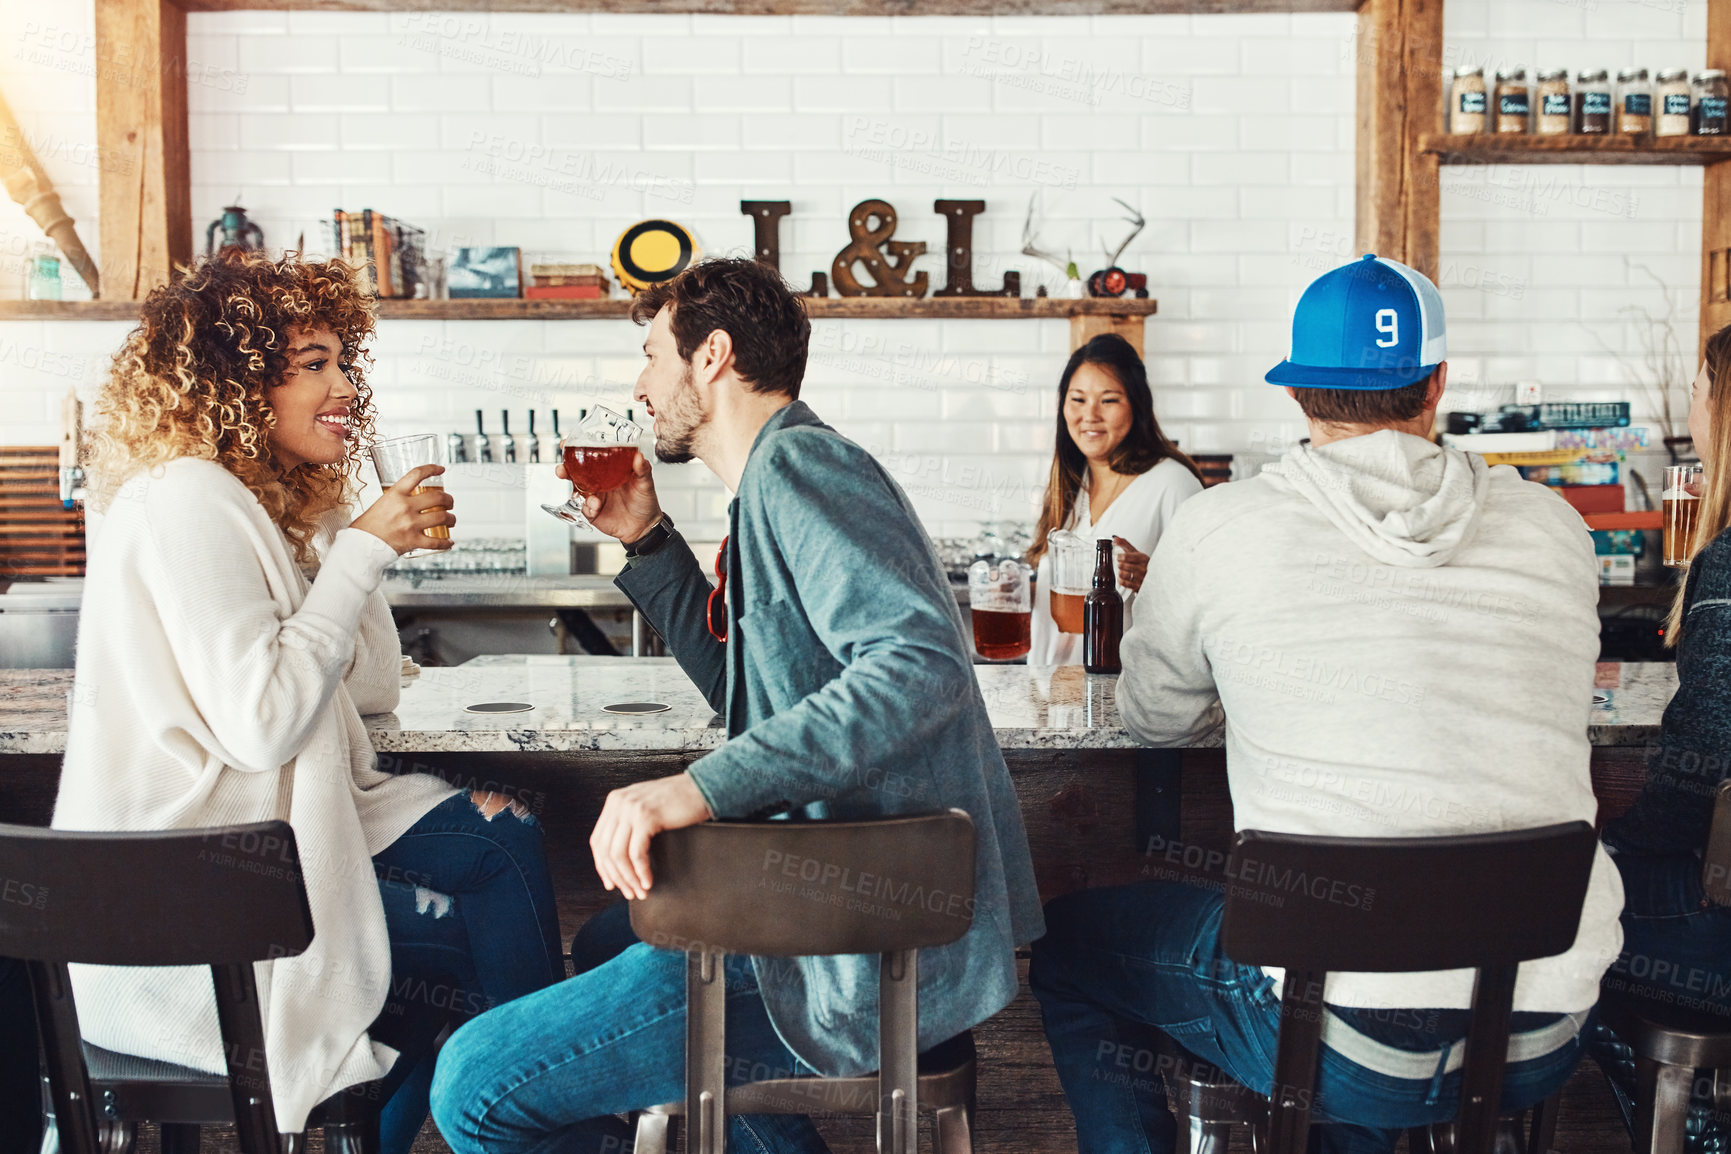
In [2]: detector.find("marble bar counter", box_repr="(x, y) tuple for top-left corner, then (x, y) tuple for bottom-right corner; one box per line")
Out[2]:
(0, 658), (1679, 757)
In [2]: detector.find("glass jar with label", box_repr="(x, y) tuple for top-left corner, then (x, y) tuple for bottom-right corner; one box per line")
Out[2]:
(1450, 65), (1487, 133)
(1657, 69), (1691, 136)
(1536, 69), (1572, 134)
(1577, 69), (1612, 133)
(1696, 70), (1729, 135)
(1617, 67), (1653, 135)
(1494, 68), (1530, 133)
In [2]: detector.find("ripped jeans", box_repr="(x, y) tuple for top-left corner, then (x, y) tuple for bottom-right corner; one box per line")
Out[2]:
(369, 789), (566, 1154)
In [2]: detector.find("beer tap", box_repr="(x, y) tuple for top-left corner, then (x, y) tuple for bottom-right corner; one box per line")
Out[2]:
(446, 429), (468, 464)
(527, 410), (541, 463)
(500, 409), (517, 464)
(474, 409), (492, 463)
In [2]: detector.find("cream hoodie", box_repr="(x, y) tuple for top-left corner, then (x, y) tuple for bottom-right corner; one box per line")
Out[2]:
(1116, 430), (1623, 1014)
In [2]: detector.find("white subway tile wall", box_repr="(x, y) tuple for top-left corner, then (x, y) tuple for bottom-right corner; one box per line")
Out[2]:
(0, 1), (1704, 542)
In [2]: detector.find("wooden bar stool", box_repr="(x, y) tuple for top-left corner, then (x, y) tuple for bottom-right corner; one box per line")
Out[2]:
(1595, 779), (1731, 1154)
(0, 820), (388, 1154)
(627, 810), (980, 1154)
(1171, 821), (1600, 1154)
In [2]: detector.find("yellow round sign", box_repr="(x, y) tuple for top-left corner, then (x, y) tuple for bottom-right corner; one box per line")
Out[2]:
(611, 220), (699, 294)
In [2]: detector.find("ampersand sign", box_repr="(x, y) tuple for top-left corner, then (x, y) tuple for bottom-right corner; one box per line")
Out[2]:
(831, 199), (928, 298)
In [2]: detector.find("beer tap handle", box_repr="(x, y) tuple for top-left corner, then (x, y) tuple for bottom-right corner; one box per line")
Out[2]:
(527, 410), (540, 463)
(501, 409), (516, 463)
(551, 409), (561, 438)
(475, 409), (492, 463)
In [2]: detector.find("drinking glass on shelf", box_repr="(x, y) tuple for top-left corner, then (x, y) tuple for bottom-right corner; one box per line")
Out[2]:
(541, 405), (647, 529)
(970, 558), (1032, 661)
(1663, 463), (1704, 568)
(370, 434), (448, 559)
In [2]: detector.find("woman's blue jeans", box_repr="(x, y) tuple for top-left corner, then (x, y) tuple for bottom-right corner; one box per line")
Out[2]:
(368, 789), (565, 1153)
(1029, 881), (1588, 1154)
(429, 901), (833, 1154)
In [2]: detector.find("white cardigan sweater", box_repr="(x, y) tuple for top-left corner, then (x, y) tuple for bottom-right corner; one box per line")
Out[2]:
(53, 457), (457, 1134)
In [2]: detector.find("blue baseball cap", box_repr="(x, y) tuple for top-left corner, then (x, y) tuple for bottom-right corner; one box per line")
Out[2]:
(1266, 254), (1447, 391)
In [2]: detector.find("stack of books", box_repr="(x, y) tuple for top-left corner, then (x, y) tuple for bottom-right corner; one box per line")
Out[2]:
(526, 263), (611, 301)
(332, 209), (427, 299)
(1440, 401), (1655, 583)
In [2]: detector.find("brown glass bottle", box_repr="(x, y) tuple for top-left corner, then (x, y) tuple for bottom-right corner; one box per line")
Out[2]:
(1083, 538), (1123, 674)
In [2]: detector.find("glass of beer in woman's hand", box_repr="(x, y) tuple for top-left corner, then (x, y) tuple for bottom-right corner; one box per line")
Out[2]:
(370, 434), (450, 557)
(541, 405), (646, 528)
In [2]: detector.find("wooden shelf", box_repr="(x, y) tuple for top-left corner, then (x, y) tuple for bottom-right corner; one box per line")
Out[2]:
(1420, 132), (1731, 166)
(0, 296), (1158, 322)
(180, 0), (1356, 14)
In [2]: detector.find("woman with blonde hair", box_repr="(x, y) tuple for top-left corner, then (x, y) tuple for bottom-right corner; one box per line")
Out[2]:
(1588, 322), (1731, 1149)
(53, 251), (563, 1150)
(1025, 333), (1203, 665)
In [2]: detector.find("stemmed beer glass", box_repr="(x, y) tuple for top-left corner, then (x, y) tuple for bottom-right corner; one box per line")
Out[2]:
(540, 405), (647, 529)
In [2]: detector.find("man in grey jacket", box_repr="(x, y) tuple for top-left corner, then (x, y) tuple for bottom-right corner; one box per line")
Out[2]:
(431, 257), (1043, 1154)
(1029, 256), (1620, 1154)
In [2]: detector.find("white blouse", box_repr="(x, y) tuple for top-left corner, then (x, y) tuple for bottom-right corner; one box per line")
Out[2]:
(1029, 457), (1203, 666)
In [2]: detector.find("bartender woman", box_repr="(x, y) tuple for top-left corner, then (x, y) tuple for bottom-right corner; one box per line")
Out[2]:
(1027, 333), (1203, 665)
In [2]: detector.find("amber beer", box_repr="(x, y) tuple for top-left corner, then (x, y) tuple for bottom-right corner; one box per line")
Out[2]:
(973, 608), (1032, 661)
(1049, 591), (1086, 634)
(412, 479), (450, 540)
(1663, 464), (1704, 568)
(563, 444), (639, 496)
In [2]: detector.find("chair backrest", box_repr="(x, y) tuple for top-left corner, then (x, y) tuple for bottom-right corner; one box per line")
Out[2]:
(1219, 821), (1599, 1154)
(628, 811), (979, 1154)
(1704, 780), (1731, 907)
(0, 821), (315, 1154)
(628, 809), (977, 956)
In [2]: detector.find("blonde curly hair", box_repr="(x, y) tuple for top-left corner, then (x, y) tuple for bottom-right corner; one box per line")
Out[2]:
(86, 250), (379, 564)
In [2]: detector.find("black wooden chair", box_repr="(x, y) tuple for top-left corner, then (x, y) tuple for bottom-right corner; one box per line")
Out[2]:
(0, 820), (388, 1154)
(627, 810), (981, 1154)
(1170, 821), (1600, 1154)
(1596, 779), (1731, 1154)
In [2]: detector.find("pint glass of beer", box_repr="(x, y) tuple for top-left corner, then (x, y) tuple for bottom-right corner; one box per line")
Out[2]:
(370, 434), (449, 557)
(1663, 463), (1704, 568)
(969, 558), (1032, 661)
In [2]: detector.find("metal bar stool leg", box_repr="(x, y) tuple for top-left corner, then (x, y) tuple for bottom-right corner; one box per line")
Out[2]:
(686, 949), (727, 1154)
(878, 950), (920, 1154)
(1634, 1057), (1694, 1154)
(934, 1105), (972, 1154)
(1525, 1092), (1560, 1154)
(159, 1124), (202, 1154)
(635, 1106), (674, 1154)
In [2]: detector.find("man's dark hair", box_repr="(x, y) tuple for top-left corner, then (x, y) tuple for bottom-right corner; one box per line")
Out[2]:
(1290, 373), (1435, 426)
(629, 258), (811, 399)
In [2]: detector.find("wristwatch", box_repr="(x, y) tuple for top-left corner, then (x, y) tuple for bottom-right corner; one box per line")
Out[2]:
(622, 513), (675, 558)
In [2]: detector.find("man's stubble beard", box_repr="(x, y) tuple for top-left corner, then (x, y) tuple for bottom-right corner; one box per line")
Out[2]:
(652, 363), (705, 465)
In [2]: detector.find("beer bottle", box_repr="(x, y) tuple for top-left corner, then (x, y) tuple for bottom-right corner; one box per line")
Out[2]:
(1083, 538), (1123, 674)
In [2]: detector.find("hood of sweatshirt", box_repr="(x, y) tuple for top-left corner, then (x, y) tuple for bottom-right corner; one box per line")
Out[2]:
(1262, 429), (1490, 569)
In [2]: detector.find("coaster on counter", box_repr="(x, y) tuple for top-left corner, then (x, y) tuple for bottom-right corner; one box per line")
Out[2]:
(466, 702), (535, 714)
(603, 701), (671, 715)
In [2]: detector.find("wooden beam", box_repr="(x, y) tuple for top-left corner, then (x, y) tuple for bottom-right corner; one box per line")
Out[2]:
(95, 0), (192, 300)
(179, 0), (1359, 12)
(1069, 314), (1144, 356)
(1706, 0), (1731, 362)
(1354, 0), (1442, 281)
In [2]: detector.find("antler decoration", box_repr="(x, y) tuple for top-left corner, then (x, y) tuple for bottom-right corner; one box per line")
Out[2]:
(1021, 192), (1072, 276)
(1103, 197), (1145, 268)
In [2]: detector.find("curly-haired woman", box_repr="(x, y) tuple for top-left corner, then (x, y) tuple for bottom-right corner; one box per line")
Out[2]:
(51, 251), (564, 1149)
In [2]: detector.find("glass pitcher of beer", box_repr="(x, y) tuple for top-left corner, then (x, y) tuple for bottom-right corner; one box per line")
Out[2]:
(969, 558), (1032, 661)
(1046, 529), (1094, 635)
(1664, 463), (1704, 568)
(541, 405), (647, 529)
(370, 433), (449, 558)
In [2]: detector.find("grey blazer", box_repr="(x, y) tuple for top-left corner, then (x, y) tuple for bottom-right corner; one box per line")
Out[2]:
(615, 400), (1044, 1075)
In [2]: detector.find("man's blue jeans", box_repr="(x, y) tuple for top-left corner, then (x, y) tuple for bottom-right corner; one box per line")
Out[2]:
(430, 901), (833, 1154)
(369, 790), (566, 1153)
(1029, 881), (1588, 1154)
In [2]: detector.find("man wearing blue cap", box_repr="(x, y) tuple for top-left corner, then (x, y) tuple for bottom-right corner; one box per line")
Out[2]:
(1029, 255), (1623, 1152)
